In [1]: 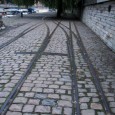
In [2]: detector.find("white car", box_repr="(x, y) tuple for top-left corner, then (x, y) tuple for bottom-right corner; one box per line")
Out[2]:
(19, 9), (28, 15)
(5, 9), (19, 17)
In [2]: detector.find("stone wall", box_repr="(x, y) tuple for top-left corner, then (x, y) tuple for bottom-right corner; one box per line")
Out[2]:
(82, 1), (115, 51)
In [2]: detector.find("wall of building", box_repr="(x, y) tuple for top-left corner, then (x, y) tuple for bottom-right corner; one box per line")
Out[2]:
(82, 1), (115, 51)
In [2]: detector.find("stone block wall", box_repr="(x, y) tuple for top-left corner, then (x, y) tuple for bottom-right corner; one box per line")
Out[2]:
(82, 1), (115, 51)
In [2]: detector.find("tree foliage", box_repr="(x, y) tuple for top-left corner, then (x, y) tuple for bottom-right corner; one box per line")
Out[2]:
(39, 0), (78, 17)
(11, 0), (78, 17)
(12, 0), (34, 7)
(39, 0), (77, 11)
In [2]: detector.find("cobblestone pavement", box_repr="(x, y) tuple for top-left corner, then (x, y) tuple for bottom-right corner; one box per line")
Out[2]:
(0, 16), (114, 115)
(75, 22), (115, 114)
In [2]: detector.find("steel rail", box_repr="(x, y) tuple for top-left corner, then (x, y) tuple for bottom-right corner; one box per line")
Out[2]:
(54, 21), (81, 115)
(67, 21), (81, 115)
(73, 22), (112, 115)
(0, 20), (60, 115)
(0, 21), (44, 50)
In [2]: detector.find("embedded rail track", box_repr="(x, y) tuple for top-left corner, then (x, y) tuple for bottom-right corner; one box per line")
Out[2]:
(0, 19), (112, 115)
(54, 21), (81, 115)
(73, 22), (112, 115)
(65, 22), (81, 115)
(0, 21), (44, 50)
(55, 21), (112, 115)
(0, 21), (60, 115)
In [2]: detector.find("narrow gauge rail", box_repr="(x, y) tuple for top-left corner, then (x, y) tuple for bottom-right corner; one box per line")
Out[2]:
(0, 21), (44, 50)
(67, 22), (81, 115)
(0, 22), (30, 36)
(56, 21), (113, 115)
(0, 21), (60, 115)
(73, 22), (112, 115)
(54, 21), (81, 115)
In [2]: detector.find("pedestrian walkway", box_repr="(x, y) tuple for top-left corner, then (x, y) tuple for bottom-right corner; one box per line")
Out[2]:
(0, 18), (114, 115)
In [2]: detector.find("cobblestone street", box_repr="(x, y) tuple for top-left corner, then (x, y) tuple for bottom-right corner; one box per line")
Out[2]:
(0, 15), (115, 115)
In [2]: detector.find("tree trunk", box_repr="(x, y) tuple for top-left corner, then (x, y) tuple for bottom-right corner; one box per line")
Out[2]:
(3, 0), (6, 4)
(57, 0), (63, 18)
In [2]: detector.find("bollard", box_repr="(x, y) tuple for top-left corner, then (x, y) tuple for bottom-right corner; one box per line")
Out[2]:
(0, 14), (5, 30)
(21, 12), (23, 18)
(0, 14), (3, 27)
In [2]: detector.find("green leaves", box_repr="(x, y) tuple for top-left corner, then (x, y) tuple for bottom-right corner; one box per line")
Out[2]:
(12, 0), (34, 7)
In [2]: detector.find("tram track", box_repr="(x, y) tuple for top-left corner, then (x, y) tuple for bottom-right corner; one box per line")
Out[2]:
(0, 21), (44, 50)
(54, 21), (81, 115)
(67, 22), (81, 115)
(55, 20), (112, 115)
(0, 20), (60, 115)
(73, 22), (112, 115)
(1, 18), (112, 115)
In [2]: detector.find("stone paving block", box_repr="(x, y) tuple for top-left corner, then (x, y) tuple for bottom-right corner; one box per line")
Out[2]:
(60, 85), (72, 90)
(111, 108), (115, 113)
(80, 103), (88, 109)
(52, 107), (62, 114)
(14, 97), (28, 104)
(23, 83), (34, 87)
(64, 108), (72, 115)
(110, 102), (115, 107)
(20, 87), (31, 92)
(23, 113), (39, 115)
(32, 87), (42, 92)
(48, 94), (59, 99)
(35, 93), (47, 99)
(61, 95), (72, 101)
(0, 92), (9, 97)
(42, 99), (56, 106)
(0, 98), (6, 103)
(56, 89), (66, 94)
(9, 104), (23, 111)
(81, 109), (95, 115)
(58, 100), (72, 107)
(22, 105), (35, 112)
(44, 89), (54, 93)
(91, 103), (103, 110)
(49, 85), (59, 89)
(92, 98), (99, 102)
(25, 92), (35, 97)
(6, 111), (22, 115)
(97, 112), (105, 115)
(80, 97), (90, 103)
(28, 99), (40, 105)
(35, 106), (51, 113)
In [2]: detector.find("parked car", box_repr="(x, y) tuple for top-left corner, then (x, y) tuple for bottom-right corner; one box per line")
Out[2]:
(5, 8), (19, 17)
(19, 9), (28, 15)
(28, 8), (35, 14)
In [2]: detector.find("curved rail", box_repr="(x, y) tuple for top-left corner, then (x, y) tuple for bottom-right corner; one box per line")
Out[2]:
(0, 21), (44, 50)
(53, 21), (81, 115)
(0, 20), (60, 115)
(73, 22), (112, 115)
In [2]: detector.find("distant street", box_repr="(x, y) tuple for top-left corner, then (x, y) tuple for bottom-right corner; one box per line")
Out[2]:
(0, 13), (115, 115)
